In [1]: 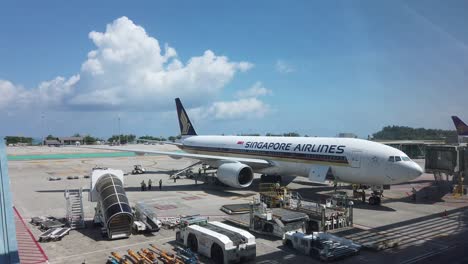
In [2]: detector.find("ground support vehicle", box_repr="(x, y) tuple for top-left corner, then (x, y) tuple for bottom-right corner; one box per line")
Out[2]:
(38, 227), (71, 242)
(176, 221), (256, 264)
(283, 231), (360, 261)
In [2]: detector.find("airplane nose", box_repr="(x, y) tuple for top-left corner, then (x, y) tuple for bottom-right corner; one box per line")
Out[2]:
(409, 163), (424, 179)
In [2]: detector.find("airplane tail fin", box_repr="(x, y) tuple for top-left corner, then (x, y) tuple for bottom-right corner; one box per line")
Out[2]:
(451, 116), (468, 136)
(175, 98), (197, 136)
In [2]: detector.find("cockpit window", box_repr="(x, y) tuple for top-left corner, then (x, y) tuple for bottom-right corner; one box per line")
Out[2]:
(402, 156), (411, 161)
(388, 156), (395, 162)
(395, 156), (402, 162)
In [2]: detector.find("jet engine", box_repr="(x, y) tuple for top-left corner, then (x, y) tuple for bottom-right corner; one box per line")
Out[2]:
(216, 163), (254, 188)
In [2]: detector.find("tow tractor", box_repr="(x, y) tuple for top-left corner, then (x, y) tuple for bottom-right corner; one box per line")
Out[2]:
(176, 215), (256, 264)
(132, 165), (146, 175)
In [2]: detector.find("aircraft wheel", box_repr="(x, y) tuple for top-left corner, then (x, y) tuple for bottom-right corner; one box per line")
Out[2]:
(187, 233), (198, 252)
(375, 196), (381, 205)
(285, 239), (294, 249)
(211, 243), (224, 264)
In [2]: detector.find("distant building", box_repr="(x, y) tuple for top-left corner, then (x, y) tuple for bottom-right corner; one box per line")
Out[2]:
(58, 137), (84, 145)
(44, 139), (61, 147)
(338, 133), (358, 138)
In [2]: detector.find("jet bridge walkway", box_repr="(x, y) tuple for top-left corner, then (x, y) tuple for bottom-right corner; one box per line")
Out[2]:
(90, 168), (134, 239)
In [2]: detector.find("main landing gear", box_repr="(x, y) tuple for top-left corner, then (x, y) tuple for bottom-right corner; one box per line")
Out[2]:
(368, 190), (382, 206)
(353, 185), (384, 206)
(260, 174), (282, 185)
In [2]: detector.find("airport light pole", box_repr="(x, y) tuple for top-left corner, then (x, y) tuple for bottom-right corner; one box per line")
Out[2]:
(118, 115), (121, 145)
(41, 113), (45, 146)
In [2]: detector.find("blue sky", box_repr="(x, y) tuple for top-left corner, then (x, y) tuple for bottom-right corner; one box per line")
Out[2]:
(1, 1), (467, 139)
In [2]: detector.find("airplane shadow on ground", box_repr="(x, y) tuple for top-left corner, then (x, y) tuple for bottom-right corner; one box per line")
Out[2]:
(127, 170), (175, 175)
(35, 178), (259, 198)
(74, 220), (106, 242)
(393, 179), (435, 185)
(381, 183), (451, 205)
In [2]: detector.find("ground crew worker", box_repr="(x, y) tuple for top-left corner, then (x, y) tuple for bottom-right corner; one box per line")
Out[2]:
(412, 187), (417, 201)
(174, 176), (177, 183)
(148, 179), (152, 190)
(361, 191), (365, 203)
(141, 180), (146, 191)
(198, 168), (202, 185)
(159, 179), (162, 190)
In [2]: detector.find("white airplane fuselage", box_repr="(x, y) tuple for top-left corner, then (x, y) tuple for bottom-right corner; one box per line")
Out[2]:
(179, 135), (423, 185)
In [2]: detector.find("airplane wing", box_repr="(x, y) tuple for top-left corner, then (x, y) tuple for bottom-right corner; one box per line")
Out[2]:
(87, 146), (272, 169)
(137, 139), (183, 147)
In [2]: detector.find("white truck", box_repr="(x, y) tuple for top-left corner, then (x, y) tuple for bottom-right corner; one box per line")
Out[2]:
(283, 231), (361, 261)
(176, 221), (256, 264)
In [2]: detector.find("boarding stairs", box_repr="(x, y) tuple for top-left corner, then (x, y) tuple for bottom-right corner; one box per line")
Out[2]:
(170, 161), (202, 179)
(65, 188), (85, 229)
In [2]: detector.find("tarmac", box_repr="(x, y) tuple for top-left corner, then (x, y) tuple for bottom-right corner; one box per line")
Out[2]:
(6, 144), (468, 264)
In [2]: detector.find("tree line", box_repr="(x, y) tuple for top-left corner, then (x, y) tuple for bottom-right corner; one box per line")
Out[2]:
(5, 136), (33, 145)
(372, 126), (457, 140)
(6, 126), (457, 146)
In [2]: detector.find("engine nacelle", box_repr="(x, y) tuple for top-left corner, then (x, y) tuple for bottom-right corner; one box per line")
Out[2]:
(217, 163), (254, 188)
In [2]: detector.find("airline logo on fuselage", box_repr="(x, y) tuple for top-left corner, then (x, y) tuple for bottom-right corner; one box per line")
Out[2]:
(244, 141), (345, 154)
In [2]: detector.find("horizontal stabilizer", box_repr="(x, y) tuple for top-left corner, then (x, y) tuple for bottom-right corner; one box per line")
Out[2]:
(308, 165), (330, 183)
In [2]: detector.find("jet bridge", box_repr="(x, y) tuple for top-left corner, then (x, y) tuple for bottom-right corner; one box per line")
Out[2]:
(89, 168), (133, 239)
(425, 145), (468, 196)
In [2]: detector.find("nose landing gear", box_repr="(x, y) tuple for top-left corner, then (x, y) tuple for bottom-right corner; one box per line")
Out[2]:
(369, 186), (384, 206)
(353, 185), (384, 206)
(368, 191), (382, 206)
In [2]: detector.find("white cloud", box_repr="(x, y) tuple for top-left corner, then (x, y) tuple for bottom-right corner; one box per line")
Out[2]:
(71, 16), (253, 110)
(0, 76), (79, 110)
(1, 16), (255, 112)
(189, 98), (270, 121)
(275, 60), (294, 74)
(0, 80), (21, 109)
(236, 82), (272, 98)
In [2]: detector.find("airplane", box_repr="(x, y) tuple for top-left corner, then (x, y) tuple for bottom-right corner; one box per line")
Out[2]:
(451, 116), (468, 136)
(100, 98), (424, 205)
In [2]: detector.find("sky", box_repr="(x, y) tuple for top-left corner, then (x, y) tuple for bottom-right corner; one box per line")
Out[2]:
(1, 0), (468, 139)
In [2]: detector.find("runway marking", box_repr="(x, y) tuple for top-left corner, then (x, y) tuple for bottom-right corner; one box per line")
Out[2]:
(154, 204), (178, 210)
(352, 223), (372, 230)
(350, 220), (460, 248)
(182, 196), (202, 200)
(48, 236), (173, 263)
(399, 244), (457, 264)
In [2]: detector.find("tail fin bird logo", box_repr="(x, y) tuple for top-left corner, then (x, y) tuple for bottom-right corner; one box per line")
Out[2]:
(180, 110), (191, 135)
